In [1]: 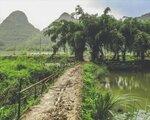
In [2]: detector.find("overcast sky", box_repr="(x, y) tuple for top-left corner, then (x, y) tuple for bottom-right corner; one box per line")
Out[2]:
(0, 0), (150, 30)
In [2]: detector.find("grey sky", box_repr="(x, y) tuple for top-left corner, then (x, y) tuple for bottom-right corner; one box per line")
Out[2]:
(0, 0), (150, 30)
(89, 0), (150, 17)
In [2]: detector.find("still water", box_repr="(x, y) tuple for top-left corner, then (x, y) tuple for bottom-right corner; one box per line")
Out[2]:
(103, 71), (150, 109)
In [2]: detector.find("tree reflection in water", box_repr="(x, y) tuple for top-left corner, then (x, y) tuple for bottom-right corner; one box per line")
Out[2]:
(102, 71), (150, 108)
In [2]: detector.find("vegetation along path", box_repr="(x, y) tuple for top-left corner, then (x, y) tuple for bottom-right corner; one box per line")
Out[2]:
(22, 65), (82, 120)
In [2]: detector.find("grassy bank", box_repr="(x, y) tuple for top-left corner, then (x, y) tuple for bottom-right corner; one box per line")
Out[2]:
(82, 63), (109, 119)
(82, 63), (150, 120)
(104, 60), (150, 71)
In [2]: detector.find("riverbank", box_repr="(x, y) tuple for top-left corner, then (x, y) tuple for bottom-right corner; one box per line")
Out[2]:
(102, 60), (150, 71)
(81, 63), (107, 119)
(82, 62), (150, 120)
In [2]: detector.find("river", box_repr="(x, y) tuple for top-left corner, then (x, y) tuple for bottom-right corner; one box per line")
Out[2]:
(103, 71), (150, 110)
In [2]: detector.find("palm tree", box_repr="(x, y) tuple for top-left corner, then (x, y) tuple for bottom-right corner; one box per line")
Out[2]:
(44, 20), (86, 61)
(94, 7), (117, 61)
(109, 29), (125, 60)
(44, 6), (150, 62)
(74, 6), (101, 61)
(104, 7), (111, 15)
(84, 15), (101, 62)
(133, 30), (149, 60)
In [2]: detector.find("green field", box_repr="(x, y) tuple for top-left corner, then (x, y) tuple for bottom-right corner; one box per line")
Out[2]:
(0, 55), (74, 120)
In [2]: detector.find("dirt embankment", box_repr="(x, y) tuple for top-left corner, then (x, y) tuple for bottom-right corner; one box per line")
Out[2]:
(22, 65), (82, 120)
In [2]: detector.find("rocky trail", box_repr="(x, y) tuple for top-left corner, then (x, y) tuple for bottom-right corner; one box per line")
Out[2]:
(21, 65), (82, 120)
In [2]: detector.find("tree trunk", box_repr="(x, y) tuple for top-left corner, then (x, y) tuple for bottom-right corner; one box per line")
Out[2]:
(112, 53), (116, 60)
(116, 52), (120, 61)
(90, 45), (99, 62)
(99, 47), (104, 60)
(91, 50), (99, 62)
(122, 50), (126, 61)
(141, 52), (145, 61)
(75, 50), (84, 61)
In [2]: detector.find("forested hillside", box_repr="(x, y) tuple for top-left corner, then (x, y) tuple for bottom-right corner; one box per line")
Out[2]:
(0, 11), (75, 51)
(56, 12), (75, 22)
(0, 11), (41, 50)
(138, 12), (150, 20)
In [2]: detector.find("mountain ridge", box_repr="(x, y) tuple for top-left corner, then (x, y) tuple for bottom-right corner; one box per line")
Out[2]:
(56, 12), (75, 22)
(0, 10), (149, 51)
(138, 12), (150, 20)
(0, 10), (41, 50)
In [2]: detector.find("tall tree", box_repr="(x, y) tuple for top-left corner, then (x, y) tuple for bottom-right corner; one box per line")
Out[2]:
(120, 18), (137, 60)
(44, 20), (86, 61)
(44, 6), (150, 62)
(75, 5), (101, 61)
(133, 30), (149, 60)
(109, 29), (125, 60)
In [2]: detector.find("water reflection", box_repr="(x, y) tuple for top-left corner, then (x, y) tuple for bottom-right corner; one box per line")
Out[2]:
(102, 72), (150, 108)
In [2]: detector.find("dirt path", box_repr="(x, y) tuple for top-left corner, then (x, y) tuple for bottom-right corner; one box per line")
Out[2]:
(21, 65), (82, 120)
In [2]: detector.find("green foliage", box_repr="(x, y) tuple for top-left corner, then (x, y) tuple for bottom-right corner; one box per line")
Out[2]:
(133, 30), (149, 60)
(82, 63), (108, 119)
(94, 93), (121, 120)
(0, 104), (17, 120)
(0, 56), (59, 119)
(0, 55), (74, 120)
(44, 6), (150, 62)
(44, 19), (86, 61)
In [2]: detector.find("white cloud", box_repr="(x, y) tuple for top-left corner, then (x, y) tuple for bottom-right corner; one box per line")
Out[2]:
(84, 0), (123, 18)
(0, 0), (123, 30)
(0, 0), (79, 30)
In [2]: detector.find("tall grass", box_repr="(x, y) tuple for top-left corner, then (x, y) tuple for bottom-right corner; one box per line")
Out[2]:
(82, 63), (109, 120)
